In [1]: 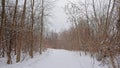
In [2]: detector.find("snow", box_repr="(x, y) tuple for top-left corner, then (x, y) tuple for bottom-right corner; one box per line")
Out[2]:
(0, 49), (107, 68)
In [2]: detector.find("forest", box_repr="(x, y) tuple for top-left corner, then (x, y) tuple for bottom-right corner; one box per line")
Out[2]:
(0, 0), (120, 68)
(0, 0), (54, 64)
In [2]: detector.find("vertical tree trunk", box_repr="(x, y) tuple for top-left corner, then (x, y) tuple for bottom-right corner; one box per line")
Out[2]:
(40, 0), (44, 54)
(13, 0), (18, 55)
(29, 0), (34, 58)
(7, 38), (12, 64)
(0, 0), (6, 58)
(92, 0), (98, 22)
(16, 0), (27, 63)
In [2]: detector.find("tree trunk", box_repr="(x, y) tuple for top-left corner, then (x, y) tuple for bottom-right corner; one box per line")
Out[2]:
(1, 0), (6, 58)
(29, 0), (34, 58)
(16, 0), (27, 63)
(40, 0), (44, 54)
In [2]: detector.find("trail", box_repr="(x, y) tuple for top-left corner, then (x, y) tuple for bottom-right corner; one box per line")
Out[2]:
(1, 49), (107, 68)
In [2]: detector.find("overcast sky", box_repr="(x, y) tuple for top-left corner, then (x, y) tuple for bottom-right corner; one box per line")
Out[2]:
(18, 0), (83, 33)
(19, 0), (72, 33)
(49, 0), (84, 32)
(19, 0), (108, 33)
(49, 0), (71, 33)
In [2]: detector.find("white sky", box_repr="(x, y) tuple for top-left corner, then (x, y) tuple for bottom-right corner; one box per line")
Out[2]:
(18, 0), (91, 33)
(49, 0), (86, 32)
(49, 0), (111, 33)
(18, 0), (72, 33)
(49, 0), (71, 33)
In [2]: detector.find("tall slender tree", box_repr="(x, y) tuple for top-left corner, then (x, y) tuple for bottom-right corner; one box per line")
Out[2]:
(0, 0), (6, 58)
(16, 0), (27, 62)
(29, 0), (34, 58)
(40, 0), (44, 54)
(12, 0), (18, 55)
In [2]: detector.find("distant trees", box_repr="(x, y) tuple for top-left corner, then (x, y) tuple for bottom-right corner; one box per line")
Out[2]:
(0, 0), (54, 64)
(44, 31), (59, 49)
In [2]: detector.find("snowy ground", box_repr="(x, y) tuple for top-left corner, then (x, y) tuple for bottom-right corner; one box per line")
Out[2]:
(0, 49), (107, 68)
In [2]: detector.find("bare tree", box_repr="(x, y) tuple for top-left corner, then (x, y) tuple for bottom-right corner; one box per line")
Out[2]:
(39, 0), (44, 54)
(0, 0), (6, 58)
(16, 0), (27, 63)
(12, 0), (18, 55)
(29, 0), (34, 58)
(0, 0), (54, 64)
(64, 0), (119, 68)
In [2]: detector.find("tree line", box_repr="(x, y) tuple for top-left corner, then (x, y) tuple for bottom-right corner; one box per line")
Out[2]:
(54, 0), (120, 68)
(0, 0), (54, 64)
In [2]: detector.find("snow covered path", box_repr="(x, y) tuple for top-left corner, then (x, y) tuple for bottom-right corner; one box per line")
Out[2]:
(1, 49), (107, 68)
